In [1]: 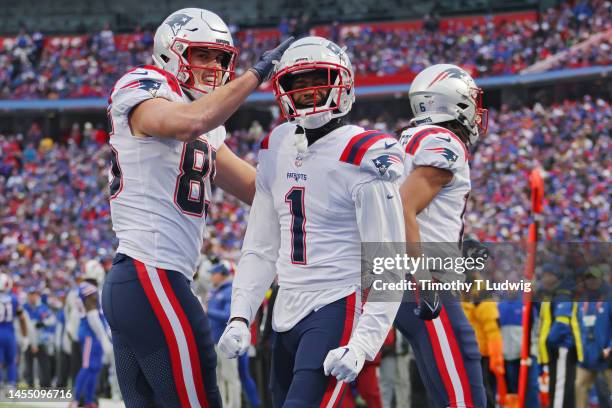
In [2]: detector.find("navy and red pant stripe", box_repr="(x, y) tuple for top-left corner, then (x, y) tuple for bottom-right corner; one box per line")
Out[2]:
(395, 297), (487, 408)
(102, 253), (221, 408)
(271, 292), (358, 408)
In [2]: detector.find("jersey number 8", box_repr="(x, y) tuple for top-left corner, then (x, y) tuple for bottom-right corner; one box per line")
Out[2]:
(174, 139), (214, 217)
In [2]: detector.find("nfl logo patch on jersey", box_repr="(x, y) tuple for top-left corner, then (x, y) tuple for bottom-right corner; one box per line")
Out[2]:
(372, 154), (402, 176)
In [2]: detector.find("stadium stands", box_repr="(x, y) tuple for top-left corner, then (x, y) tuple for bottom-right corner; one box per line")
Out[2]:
(0, 96), (608, 290)
(1, 0), (609, 100)
(0, 0), (560, 35)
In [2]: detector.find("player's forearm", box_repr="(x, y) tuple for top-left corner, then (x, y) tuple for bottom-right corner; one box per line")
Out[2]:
(183, 71), (260, 137)
(140, 71), (260, 141)
(349, 300), (402, 361)
(230, 252), (276, 324)
(403, 209), (423, 259)
(214, 144), (256, 205)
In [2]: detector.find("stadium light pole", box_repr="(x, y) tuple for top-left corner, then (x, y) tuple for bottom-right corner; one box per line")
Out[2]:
(518, 167), (544, 408)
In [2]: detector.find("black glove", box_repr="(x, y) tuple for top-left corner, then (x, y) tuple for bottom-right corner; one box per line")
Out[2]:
(462, 238), (490, 261)
(249, 37), (295, 84)
(414, 283), (442, 320)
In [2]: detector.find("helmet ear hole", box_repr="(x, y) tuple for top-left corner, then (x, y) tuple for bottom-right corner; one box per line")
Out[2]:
(457, 103), (469, 109)
(160, 54), (170, 63)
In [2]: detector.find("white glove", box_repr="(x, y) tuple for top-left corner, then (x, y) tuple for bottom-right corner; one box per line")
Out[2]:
(323, 344), (366, 383)
(102, 338), (113, 364)
(218, 319), (251, 359)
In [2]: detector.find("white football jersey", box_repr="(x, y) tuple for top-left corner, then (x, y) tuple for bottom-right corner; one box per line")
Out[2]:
(259, 123), (404, 290)
(398, 124), (471, 244)
(108, 66), (225, 279)
(231, 123), (406, 360)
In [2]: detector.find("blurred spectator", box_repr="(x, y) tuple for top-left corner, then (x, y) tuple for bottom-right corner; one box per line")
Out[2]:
(23, 288), (56, 387)
(575, 265), (611, 408)
(0, 0), (610, 100)
(0, 95), (608, 296)
(208, 261), (241, 408)
(0, 90), (608, 406)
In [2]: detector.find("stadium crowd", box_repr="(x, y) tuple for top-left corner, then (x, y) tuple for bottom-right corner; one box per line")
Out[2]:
(0, 95), (609, 406)
(343, 0), (611, 77)
(1, 0), (610, 100)
(1, 95), (608, 293)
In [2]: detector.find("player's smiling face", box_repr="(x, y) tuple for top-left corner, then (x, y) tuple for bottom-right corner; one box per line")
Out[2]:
(289, 71), (330, 108)
(188, 47), (227, 88)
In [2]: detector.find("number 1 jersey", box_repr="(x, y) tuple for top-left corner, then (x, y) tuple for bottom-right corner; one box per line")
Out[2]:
(108, 66), (225, 279)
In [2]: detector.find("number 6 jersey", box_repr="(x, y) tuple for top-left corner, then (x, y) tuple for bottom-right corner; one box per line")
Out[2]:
(108, 66), (225, 279)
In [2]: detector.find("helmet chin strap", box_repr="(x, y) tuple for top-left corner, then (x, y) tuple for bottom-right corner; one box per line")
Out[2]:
(293, 115), (347, 153)
(295, 110), (334, 130)
(294, 126), (308, 153)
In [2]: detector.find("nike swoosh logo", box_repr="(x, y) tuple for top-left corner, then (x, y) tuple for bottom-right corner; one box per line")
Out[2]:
(385, 142), (397, 149)
(436, 136), (451, 143)
(339, 348), (350, 359)
(386, 194), (394, 199)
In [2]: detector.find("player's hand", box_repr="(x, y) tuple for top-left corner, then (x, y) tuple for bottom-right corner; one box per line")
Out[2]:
(414, 283), (442, 320)
(462, 238), (490, 261)
(323, 344), (366, 383)
(218, 319), (251, 359)
(248, 37), (295, 84)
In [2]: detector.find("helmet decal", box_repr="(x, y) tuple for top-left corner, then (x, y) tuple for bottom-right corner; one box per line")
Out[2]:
(153, 9), (237, 99)
(427, 67), (469, 89)
(409, 64), (487, 144)
(166, 13), (193, 36)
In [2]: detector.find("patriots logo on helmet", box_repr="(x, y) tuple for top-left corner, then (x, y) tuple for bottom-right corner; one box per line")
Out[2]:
(427, 67), (469, 88)
(372, 154), (402, 176)
(426, 147), (458, 164)
(120, 79), (162, 96)
(166, 13), (193, 36)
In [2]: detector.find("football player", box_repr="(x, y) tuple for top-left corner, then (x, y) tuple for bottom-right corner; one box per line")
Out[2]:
(395, 64), (489, 407)
(0, 273), (28, 390)
(218, 36), (406, 407)
(71, 260), (112, 408)
(101, 8), (293, 407)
